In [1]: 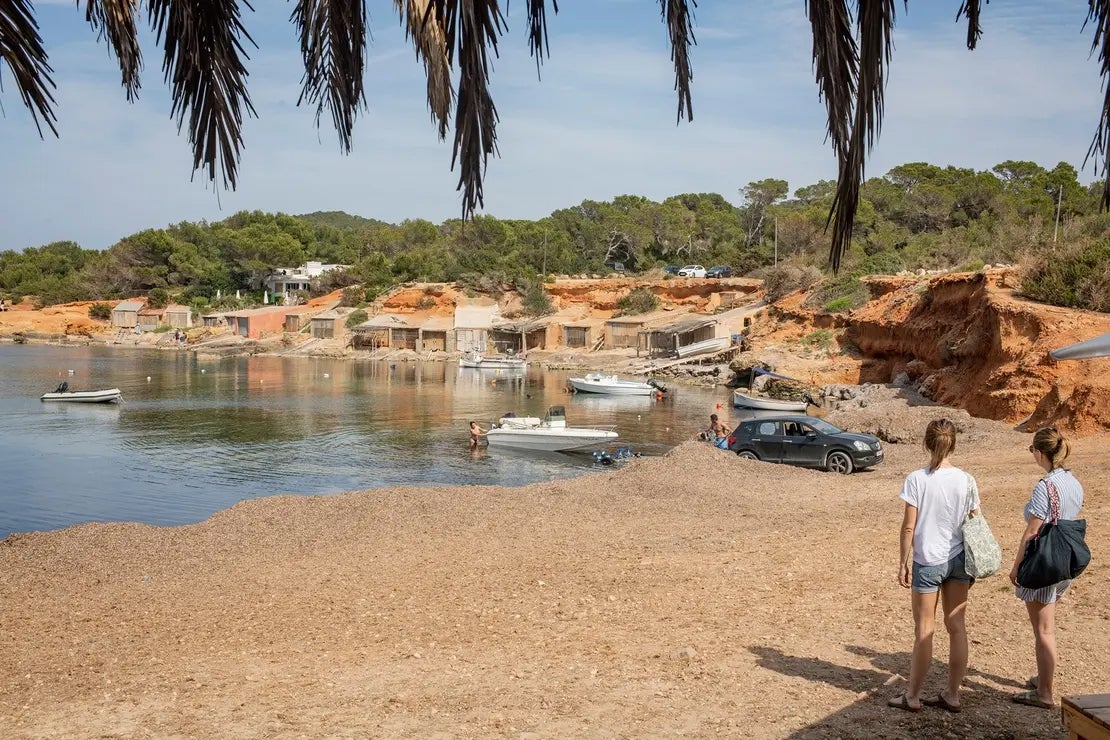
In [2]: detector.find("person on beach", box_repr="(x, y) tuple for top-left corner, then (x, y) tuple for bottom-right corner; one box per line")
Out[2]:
(1008, 427), (1084, 710)
(469, 421), (487, 449)
(889, 419), (977, 713)
(699, 413), (730, 442)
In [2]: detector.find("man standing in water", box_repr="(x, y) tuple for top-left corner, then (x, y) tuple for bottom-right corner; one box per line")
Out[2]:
(469, 421), (487, 449)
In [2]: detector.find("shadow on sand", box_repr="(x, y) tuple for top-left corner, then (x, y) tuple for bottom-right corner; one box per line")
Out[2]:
(750, 645), (1064, 739)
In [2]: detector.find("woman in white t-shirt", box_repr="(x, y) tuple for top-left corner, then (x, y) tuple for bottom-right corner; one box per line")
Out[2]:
(888, 419), (979, 713)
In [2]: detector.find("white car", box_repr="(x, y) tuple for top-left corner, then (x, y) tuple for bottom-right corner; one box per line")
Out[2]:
(677, 264), (707, 278)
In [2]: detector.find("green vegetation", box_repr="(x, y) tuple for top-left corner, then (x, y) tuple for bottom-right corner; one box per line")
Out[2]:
(1, 159), (1108, 314)
(88, 302), (112, 320)
(800, 329), (835, 352)
(617, 287), (660, 315)
(345, 309), (368, 329)
(521, 280), (554, 316)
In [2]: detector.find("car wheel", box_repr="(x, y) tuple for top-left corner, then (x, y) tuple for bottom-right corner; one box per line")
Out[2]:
(826, 451), (854, 474)
(736, 450), (759, 460)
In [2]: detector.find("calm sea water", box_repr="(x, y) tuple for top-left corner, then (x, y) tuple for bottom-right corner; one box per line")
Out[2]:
(0, 345), (733, 538)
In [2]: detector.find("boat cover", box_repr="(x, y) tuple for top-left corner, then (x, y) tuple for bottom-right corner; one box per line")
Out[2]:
(1050, 331), (1110, 361)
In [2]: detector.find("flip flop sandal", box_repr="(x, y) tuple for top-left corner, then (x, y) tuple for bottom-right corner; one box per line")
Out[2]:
(923, 694), (962, 713)
(1012, 690), (1054, 709)
(1026, 676), (1039, 690)
(887, 693), (922, 713)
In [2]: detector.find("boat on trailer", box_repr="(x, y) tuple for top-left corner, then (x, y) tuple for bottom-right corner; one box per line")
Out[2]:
(40, 382), (122, 404)
(569, 372), (663, 396)
(485, 406), (618, 452)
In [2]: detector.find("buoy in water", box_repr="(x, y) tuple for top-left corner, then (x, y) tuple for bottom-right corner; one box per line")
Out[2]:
(68, 369), (75, 375)
(146, 376), (152, 382)
(200, 369), (206, 373)
(323, 373), (330, 378)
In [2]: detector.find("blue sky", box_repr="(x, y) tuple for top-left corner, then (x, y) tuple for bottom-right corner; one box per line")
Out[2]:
(1, 0), (1102, 249)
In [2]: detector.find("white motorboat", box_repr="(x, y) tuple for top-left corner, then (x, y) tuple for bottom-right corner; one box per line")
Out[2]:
(732, 390), (808, 412)
(459, 351), (527, 370)
(485, 406), (618, 452)
(569, 372), (663, 396)
(41, 383), (122, 404)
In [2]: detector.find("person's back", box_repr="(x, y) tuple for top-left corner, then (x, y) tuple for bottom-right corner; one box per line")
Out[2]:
(901, 466), (975, 566)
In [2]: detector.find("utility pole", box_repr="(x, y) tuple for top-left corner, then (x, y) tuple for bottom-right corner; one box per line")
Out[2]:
(774, 217), (778, 267)
(1053, 186), (1063, 244)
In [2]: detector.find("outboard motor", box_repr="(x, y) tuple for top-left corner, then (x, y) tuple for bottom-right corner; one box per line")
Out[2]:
(55, 381), (69, 393)
(646, 378), (667, 393)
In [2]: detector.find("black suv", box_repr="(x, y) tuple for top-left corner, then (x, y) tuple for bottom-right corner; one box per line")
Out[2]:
(706, 265), (733, 278)
(727, 415), (883, 474)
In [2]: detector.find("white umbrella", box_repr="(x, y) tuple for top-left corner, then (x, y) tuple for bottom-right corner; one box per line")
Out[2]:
(1050, 331), (1110, 361)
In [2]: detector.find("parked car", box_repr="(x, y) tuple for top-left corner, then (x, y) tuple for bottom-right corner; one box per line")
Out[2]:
(726, 415), (883, 474)
(677, 264), (707, 278)
(706, 265), (733, 278)
(663, 265), (682, 276)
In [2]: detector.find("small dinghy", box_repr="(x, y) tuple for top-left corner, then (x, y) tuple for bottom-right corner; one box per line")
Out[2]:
(40, 382), (122, 404)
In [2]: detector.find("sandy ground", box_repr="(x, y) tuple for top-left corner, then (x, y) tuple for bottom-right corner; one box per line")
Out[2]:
(1, 401), (1107, 739)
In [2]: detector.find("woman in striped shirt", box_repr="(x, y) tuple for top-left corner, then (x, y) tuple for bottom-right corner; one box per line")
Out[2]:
(1009, 427), (1085, 709)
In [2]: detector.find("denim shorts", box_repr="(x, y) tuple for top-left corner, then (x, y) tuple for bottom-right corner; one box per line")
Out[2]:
(912, 551), (973, 594)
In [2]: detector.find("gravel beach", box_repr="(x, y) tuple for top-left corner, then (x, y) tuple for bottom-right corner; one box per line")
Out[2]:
(1, 400), (1107, 739)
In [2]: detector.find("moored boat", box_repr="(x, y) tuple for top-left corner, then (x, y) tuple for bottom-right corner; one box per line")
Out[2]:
(459, 351), (527, 369)
(569, 373), (663, 396)
(485, 406), (618, 452)
(40, 383), (122, 404)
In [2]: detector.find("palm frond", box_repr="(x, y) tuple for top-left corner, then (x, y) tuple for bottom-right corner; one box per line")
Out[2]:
(292, 0), (368, 153)
(828, 0), (898, 273)
(956, 1), (986, 50)
(659, 0), (696, 123)
(1085, 0), (1110, 209)
(524, 0), (557, 76)
(434, 0), (506, 219)
(395, 0), (452, 139)
(806, 0), (857, 159)
(0, 0), (58, 136)
(147, 0), (257, 189)
(85, 0), (142, 101)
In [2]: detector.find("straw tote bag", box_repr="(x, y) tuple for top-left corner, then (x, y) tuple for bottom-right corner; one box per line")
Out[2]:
(961, 474), (1002, 578)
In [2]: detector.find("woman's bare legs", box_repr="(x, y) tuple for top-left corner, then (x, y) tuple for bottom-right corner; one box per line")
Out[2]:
(906, 589), (940, 706)
(939, 580), (970, 705)
(1026, 600), (1057, 704)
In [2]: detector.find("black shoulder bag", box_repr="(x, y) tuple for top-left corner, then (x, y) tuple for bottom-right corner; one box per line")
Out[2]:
(1016, 480), (1091, 590)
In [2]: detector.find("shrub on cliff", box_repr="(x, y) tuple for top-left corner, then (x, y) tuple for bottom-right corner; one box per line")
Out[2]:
(1022, 240), (1110, 312)
(521, 281), (553, 316)
(763, 264), (824, 302)
(88, 302), (112, 321)
(147, 288), (170, 309)
(616, 287), (659, 315)
(345, 309), (368, 329)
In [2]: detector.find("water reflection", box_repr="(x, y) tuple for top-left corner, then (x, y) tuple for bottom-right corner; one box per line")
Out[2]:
(0, 345), (731, 537)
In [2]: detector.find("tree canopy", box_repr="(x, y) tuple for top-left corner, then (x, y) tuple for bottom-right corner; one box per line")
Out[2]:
(3, 1), (1109, 272)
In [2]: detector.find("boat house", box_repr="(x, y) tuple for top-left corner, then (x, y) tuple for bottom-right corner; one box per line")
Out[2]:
(417, 316), (453, 352)
(453, 303), (500, 353)
(222, 306), (291, 338)
(605, 310), (683, 350)
(163, 304), (193, 329)
(638, 316), (723, 358)
(488, 317), (551, 354)
(111, 300), (144, 328)
(351, 314), (417, 350)
(137, 305), (166, 331)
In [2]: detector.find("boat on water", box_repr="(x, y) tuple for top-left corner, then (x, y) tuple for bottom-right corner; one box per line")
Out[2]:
(569, 372), (664, 396)
(485, 405), (618, 452)
(459, 351), (527, 370)
(731, 390), (808, 412)
(40, 382), (121, 404)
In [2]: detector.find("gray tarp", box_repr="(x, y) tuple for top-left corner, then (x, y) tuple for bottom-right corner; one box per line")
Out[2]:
(1050, 331), (1110, 361)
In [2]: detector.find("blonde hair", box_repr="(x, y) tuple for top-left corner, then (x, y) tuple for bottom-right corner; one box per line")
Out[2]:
(924, 419), (956, 473)
(1032, 427), (1070, 469)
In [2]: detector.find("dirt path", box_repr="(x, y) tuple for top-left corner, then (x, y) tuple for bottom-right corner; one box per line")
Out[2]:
(1, 413), (1107, 738)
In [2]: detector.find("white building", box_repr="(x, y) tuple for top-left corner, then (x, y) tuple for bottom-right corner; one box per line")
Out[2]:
(265, 262), (349, 302)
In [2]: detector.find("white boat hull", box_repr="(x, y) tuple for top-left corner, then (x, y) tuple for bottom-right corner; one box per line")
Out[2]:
(486, 428), (619, 452)
(732, 391), (807, 412)
(459, 355), (527, 369)
(40, 388), (122, 403)
(676, 336), (730, 358)
(569, 374), (657, 396)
